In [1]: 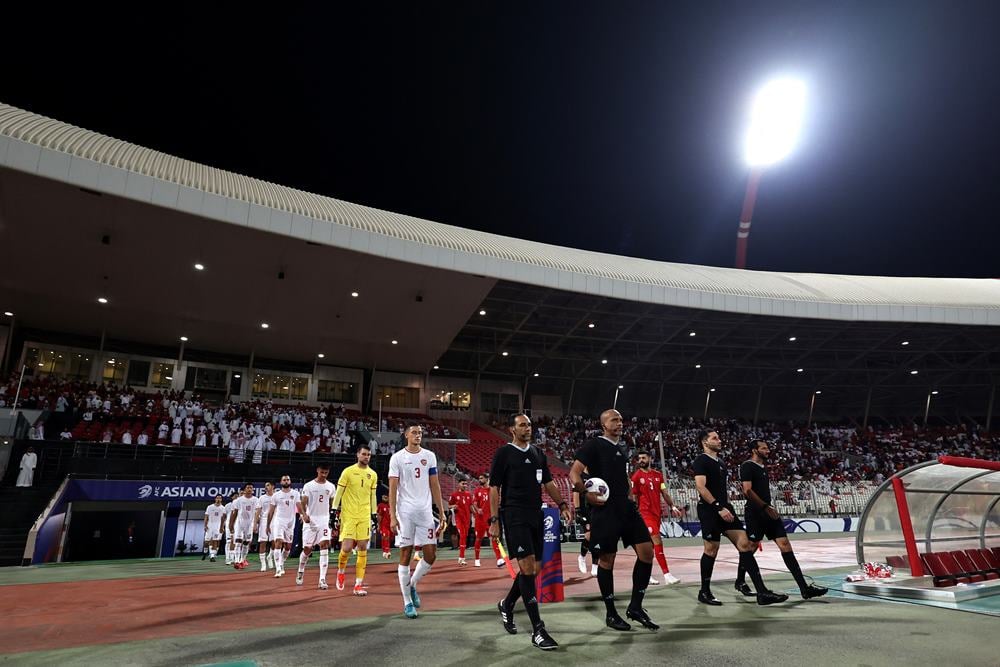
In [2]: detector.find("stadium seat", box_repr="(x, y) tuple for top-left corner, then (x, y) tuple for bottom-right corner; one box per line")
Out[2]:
(980, 548), (1000, 570)
(965, 549), (1000, 578)
(940, 552), (984, 583)
(920, 553), (957, 587)
(886, 555), (907, 570)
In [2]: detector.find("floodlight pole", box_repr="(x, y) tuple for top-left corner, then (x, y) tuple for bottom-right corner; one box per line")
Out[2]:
(613, 386), (621, 410)
(735, 168), (763, 269)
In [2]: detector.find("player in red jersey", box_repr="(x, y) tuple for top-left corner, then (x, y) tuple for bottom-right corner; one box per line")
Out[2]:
(377, 492), (394, 559)
(472, 473), (504, 567)
(448, 479), (474, 565)
(630, 450), (682, 585)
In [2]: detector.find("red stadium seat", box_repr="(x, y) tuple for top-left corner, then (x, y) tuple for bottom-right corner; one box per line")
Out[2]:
(920, 553), (957, 587)
(966, 550), (1000, 578)
(940, 552), (984, 583)
(980, 548), (1000, 570)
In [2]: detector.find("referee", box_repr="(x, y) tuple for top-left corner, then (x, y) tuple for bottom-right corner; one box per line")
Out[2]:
(489, 413), (572, 651)
(569, 409), (660, 631)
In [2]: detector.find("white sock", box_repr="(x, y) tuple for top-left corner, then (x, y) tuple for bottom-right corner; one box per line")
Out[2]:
(298, 551), (310, 574)
(284, 549), (291, 568)
(272, 548), (282, 568)
(319, 549), (329, 581)
(411, 557), (433, 586)
(398, 565), (412, 604)
(209, 548), (217, 558)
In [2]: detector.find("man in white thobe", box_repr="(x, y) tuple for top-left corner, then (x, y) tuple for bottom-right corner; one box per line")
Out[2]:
(17, 447), (37, 487)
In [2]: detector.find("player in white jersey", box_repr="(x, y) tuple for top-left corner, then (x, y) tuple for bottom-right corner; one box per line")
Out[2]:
(268, 474), (300, 578)
(389, 423), (448, 619)
(296, 463), (336, 589)
(224, 492), (239, 564)
(254, 481), (275, 571)
(203, 495), (227, 562)
(229, 483), (257, 570)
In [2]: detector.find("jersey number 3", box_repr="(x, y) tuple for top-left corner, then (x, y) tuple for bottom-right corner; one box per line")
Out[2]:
(414, 468), (421, 479)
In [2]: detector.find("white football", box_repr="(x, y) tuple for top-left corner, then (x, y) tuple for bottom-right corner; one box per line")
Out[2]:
(584, 477), (610, 502)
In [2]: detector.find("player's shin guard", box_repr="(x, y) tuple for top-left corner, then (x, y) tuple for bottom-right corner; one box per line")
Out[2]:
(735, 561), (746, 585)
(356, 550), (368, 582)
(654, 544), (669, 574)
(458, 534), (466, 559)
(298, 551), (310, 574)
(474, 538), (482, 560)
(596, 565), (617, 615)
(411, 556), (432, 585)
(782, 550), (809, 590)
(518, 573), (543, 631)
(738, 550), (767, 592)
(272, 548), (282, 568)
(319, 549), (330, 581)
(580, 538), (590, 557)
(503, 576), (521, 609)
(700, 553), (716, 593)
(630, 559), (653, 610)
(491, 539), (502, 560)
(338, 549), (349, 572)
(398, 565), (412, 604)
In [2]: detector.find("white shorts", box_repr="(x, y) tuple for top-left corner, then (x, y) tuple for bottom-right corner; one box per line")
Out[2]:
(302, 519), (332, 547)
(396, 509), (436, 548)
(234, 521), (255, 542)
(257, 518), (270, 541)
(206, 530), (223, 542)
(271, 517), (295, 543)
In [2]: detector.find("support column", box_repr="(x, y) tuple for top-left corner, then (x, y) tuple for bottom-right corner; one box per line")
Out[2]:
(655, 382), (664, 420)
(753, 385), (763, 426)
(862, 386), (873, 430)
(566, 378), (576, 416)
(986, 385), (996, 432)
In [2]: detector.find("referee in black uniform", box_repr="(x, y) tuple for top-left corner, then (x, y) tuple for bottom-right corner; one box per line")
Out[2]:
(693, 429), (787, 605)
(733, 440), (828, 599)
(569, 409), (660, 631)
(489, 413), (572, 650)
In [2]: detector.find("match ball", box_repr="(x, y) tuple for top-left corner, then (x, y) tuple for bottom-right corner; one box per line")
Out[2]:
(584, 477), (610, 502)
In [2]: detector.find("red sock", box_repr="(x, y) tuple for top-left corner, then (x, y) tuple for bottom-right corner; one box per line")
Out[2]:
(492, 540), (502, 560)
(474, 535), (482, 559)
(654, 544), (669, 573)
(459, 538), (466, 559)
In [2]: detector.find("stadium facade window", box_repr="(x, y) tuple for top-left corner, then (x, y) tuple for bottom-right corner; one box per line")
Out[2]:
(289, 377), (308, 401)
(317, 380), (357, 403)
(151, 363), (174, 388)
(252, 372), (309, 400)
(126, 360), (151, 386)
(193, 367), (227, 391)
(377, 385), (420, 409)
(429, 389), (471, 409)
(102, 359), (126, 384)
(24, 346), (92, 379)
(251, 373), (270, 398)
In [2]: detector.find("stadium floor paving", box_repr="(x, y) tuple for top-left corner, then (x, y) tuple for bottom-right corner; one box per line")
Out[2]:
(0, 535), (996, 666)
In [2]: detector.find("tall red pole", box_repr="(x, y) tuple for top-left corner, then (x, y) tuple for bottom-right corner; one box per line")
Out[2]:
(891, 476), (924, 576)
(735, 167), (763, 269)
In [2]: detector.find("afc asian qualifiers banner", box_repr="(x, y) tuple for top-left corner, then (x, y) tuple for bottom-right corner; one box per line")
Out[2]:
(538, 507), (564, 603)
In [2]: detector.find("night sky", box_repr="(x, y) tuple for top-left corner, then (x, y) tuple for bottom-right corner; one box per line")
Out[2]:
(4, 2), (999, 278)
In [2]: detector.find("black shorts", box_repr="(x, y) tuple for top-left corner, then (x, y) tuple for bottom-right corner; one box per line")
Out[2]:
(744, 510), (787, 542)
(697, 503), (745, 542)
(500, 509), (542, 560)
(588, 502), (651, 554)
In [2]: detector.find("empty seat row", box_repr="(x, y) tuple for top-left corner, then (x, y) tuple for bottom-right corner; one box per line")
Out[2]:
(917, 548), (1000, 587)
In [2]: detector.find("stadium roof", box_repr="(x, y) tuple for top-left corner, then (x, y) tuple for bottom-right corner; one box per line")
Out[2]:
(2, 102), (998, 328)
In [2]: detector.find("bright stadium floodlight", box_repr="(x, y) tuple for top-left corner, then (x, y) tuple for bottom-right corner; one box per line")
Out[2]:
(735, 76), (807, 269)
(745, 78), (806, 167)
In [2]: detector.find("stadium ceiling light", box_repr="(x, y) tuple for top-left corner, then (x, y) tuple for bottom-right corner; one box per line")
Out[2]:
(931, 390), (939, 395)
(745, 77), (807, 167)
(788, 336), (797, 342)
(260, 322), (270, 329)
(901, 341), (909, 346)
(351, 291), (359, 298)
(710, 387), (716, 392)
(165, 376), (173, 381)
(501, 351), (509, 356)
(797, 368), (804, 373)
(234, 374), (241, 378)
(910, 370), (919, 375)
(37, 362), (43, 367)
(815, 390), (822, 394)
(391, 340), (398, 345)
(618, 384), (624, 389)
(534, 373), (540, 377)
(588, 323), (596, 328)
(317, 353), (325, 358)
(601, 359), (608, 364)
(695, 364), (702, 369)
(194, 263), (205, 271)
(3, 311), (12, 317)
(97, 297), (108, 304)
(479, 310), (486, 316)
(689, 331), (697, 337)
(179, 336), (188, 342)
(433, 365), (439, 370)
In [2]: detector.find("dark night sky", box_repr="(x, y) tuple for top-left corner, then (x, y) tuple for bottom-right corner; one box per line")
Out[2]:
(4, 2), (999, 278)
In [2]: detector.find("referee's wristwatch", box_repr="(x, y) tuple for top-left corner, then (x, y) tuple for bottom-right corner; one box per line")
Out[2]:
(488, 515), (499, 525)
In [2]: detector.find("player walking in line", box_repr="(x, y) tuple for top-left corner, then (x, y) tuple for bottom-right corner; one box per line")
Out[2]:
(388, 423), (448, 618)
(490, 413), (571, 650)
(254, 481), (275, 571)
(267, 474), (299, 578)
(333, 443), (378, 595)
(297, 463), (336, 589)
(377, 492), (393, 559)
(471, 473), (504, 567)
(448, 479), (473, 565)
(733, 441), (828, 600)
(568, 409), (659, 631)
(693, 430), (788, 606)
(229, 483), (257, 570)
(203, 494), (227, 562)
(631, 451), (682, 585)
(224, 492), (238, 564)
